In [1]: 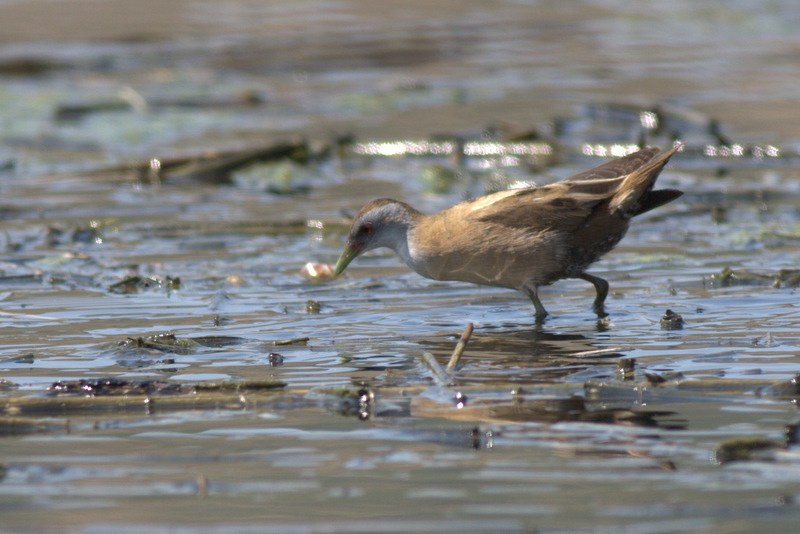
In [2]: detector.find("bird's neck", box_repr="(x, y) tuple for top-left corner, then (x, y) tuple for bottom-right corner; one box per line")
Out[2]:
(395, 215), (438, 278)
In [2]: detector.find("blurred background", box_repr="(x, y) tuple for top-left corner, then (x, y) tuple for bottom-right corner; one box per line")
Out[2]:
(2, 0), (799, 174)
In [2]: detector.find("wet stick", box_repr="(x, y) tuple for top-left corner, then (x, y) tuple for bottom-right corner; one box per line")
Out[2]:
(446, 322), (473, 371)
(0, 310), (61, 321)
(572, 346), (631, 358)
(421, 352), (457, 387)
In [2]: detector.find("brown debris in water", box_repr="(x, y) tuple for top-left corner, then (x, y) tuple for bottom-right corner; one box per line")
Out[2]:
(54, 89), (265, 122)
(660, 309), (685, 330)
(192, 380), (285, 393)
(109, 275), (181, 294)
(107, 331), (199, 355)
(272, 336), (310, 346)
(759, 374), (800, 400)
(46, 377), (285, 398)
(708, 266), (800, 289)
(48, 378), (183, 397)
(617, 358), (636, 380)
(713, 436), (780, 464)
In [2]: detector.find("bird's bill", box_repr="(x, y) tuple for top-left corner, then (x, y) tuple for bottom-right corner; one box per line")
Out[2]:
(334, 243), (361, 276)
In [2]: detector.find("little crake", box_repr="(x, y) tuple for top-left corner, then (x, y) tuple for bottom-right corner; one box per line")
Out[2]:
(334, 145), (682, 319)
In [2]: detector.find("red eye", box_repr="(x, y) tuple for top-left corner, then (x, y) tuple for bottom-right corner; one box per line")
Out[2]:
(359, 223), (373, 236)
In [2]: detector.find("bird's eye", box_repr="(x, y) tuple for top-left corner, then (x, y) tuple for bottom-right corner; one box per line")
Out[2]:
(359, 223), (373, 236)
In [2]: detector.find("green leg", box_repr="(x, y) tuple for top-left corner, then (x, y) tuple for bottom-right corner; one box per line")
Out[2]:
(579, 273), (609, 317)
(522, 285), (548, 321)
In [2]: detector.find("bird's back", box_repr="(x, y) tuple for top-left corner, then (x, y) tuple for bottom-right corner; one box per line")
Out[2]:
(410, 145), (682, 288)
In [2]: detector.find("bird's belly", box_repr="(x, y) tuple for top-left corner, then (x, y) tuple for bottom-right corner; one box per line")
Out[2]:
(410, 243), (565, 290)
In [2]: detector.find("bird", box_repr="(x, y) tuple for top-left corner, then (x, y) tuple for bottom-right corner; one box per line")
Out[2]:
(334, 144), (682, 319)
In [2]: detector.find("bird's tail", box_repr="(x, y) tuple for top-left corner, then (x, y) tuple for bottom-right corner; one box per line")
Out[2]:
(610, 143), (683, 217)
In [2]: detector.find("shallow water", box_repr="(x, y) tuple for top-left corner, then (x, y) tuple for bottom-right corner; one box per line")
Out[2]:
(2, 1), (800, 532)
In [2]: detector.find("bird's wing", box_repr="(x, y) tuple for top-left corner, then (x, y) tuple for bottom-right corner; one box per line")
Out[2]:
(466, 183), (610, 233)
(462, 146), (674, 233)
(564, 147), (660, 182)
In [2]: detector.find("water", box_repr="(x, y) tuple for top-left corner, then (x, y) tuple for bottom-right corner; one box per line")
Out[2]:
(2, 0), (800, 532)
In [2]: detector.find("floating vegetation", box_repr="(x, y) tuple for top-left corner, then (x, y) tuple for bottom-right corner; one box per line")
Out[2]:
(318, 386), (376, 420)
(192, 336), (249, 348)
(103, 331), (199, 355)
(233, 159), (319, 195)
(108, 275), (181, 294)
(158, 141), (310, 184)
(0, 354), (34, 365)
(660, 309), (685, 330)
(713, 436), (780, 464)
(3, 379), (286, 419)
(759, 374), (800, 399)
(0, 379), (18, 392)
(54, 88), (265, 122)
(707, 267), (800, 289)
(272, 336), (310, 346)
(48, 378), (183, 397)
(192, 379), (286, 393)
(44, 220), (115, 247)
(617, 357), (636, 380)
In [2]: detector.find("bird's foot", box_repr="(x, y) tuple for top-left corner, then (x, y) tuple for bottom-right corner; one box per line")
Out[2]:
(592, 301), (608, 318)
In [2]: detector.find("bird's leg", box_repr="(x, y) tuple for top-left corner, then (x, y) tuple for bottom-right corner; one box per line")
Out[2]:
(579, 273), (609, 317)
(522, 284), (548, 321)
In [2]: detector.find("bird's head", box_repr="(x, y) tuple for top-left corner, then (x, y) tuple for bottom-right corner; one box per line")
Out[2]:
(334, 199), (418, 276)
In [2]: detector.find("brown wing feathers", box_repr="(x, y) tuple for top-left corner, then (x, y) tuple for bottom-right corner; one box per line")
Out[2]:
(610, 144), (682, 217)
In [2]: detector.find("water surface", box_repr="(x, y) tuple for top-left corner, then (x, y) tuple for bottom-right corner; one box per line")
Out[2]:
(2, 1), (800, 532)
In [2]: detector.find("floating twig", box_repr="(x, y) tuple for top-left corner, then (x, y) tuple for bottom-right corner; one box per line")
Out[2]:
(572, 346), (631, 358)
(0, 310), (61, 321)
(446, 322), (473, 371)
(421, 352), (457, 387)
